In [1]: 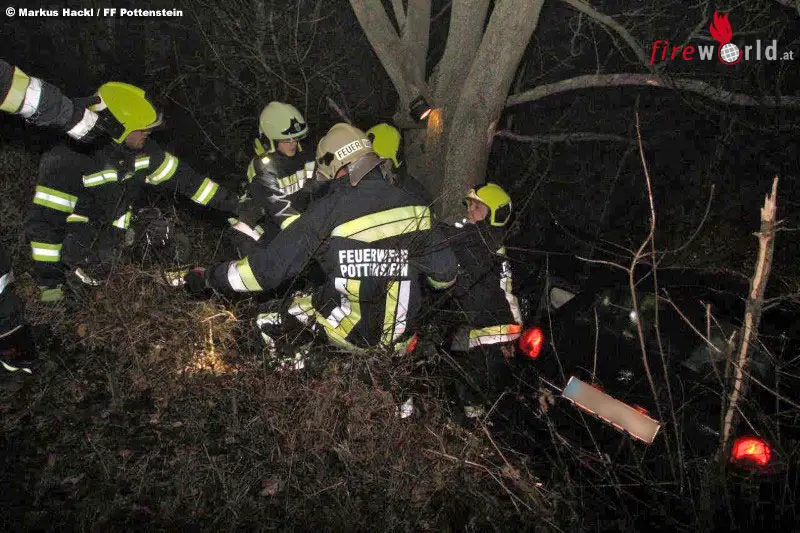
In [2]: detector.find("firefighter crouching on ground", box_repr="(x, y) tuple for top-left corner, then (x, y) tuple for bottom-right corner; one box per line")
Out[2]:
(442, 183), (523, 419)
(24, 81), (259, 302)
(186, 123), (459, 367)
(2, 61), (125, 375)
(366, 123), (430, 204)
(227, 102), (318, 257)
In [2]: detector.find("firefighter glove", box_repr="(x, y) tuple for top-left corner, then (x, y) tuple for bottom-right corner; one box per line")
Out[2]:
(184, 267), (212, 298)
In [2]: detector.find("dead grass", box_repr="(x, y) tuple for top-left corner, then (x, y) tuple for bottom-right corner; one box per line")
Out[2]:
(2, 265), (562, 532)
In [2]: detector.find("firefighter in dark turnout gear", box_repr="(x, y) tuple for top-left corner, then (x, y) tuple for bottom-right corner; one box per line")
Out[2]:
(191, 123), (458, 362)
(24, 82), (249, 301)
(1, 59), (120, 141)
(228, 102), (318, 257)
(366, 123), (431, 204)
(442, 183), (523, 419)
(2, 61), (129, 374)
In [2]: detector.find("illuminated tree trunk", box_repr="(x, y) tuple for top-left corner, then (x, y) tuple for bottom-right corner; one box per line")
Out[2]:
(348, 0), (800, 220)
(350, 0), (545, 220)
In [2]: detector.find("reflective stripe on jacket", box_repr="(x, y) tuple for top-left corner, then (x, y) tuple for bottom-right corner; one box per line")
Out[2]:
(208, 169), (458, 350)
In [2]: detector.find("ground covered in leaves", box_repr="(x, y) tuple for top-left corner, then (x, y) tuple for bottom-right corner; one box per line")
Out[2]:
(1, 141), (798, 531)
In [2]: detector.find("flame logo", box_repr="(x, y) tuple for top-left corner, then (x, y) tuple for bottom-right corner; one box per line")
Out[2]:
(710, 11), (733, 45)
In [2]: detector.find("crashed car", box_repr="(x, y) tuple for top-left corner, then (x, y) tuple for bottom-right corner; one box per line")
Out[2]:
(510, 261), (799, 482)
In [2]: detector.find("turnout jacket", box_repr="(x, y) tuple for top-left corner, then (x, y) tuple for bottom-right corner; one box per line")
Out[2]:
(25, 139), (239, 287)
(243, 150), (318, 231)
(442, 220), (523, 348)
(208, 169), (459, 350)
(1, 60), (97, 139)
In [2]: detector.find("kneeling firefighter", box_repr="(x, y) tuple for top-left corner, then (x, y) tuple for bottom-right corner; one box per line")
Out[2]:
(2, 60), (126, 376)
(186, 123), (459, 366)
(227, 102), (318, 257)
(442, 183), (523, 419)
(24, 81), (258, 302)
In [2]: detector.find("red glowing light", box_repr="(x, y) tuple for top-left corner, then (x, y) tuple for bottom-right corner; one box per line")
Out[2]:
(730, 436), (772, 466)
(519, 327), (544, 359)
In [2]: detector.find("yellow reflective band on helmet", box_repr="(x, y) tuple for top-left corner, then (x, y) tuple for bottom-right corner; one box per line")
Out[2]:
(82, 169), (118, 187)
(0, 67), (30, 113)
(33, 185), (77, 213)
(233, 257), (263, 291)
(468, 324), (522, 348)
(30, 241), (62, 262)
(331, 206), (431, 243)
(112, 210), (132, 229)
(146, 153), (178, 184)
(280, 214), (301, 230)
(67, 214), (89, 223)
(191, 178), (219, 205)
(427, 276), (455, 289)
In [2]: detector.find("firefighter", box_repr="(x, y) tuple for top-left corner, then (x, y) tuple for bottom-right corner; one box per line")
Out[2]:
(227, 101), (318, 257)
(24, 81), (257, 302)
(366, 122), (430, 204)
(441, 183), (523, 419)
(1, 59), (119, 141)
(2, 61), (125, 376)
(186, 123), (458, 367)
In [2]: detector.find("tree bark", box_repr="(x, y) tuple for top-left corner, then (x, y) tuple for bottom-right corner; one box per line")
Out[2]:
(404, 0), (490, 205)
(719, 177), (779, 460)
(440, 0), (546, 221)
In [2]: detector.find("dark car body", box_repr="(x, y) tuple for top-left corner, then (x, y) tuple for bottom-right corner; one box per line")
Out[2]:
(510, 259), (799, 474)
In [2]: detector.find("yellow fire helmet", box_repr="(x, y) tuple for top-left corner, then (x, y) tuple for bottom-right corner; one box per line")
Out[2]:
(89, 82), (163, 144)
(466, 183), (512, 227)
(366, 123), (401, 168)
(256, 101), (308, 154)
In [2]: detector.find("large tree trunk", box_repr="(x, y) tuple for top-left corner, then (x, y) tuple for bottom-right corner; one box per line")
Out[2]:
(350, 0), (796, 220)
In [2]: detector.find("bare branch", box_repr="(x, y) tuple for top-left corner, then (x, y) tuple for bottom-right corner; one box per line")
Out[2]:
(559, 0), (649, 68)
(495, 130), (634, 144)
(348, 0), (420, 102)
(720, 177), (780, 457)
(773, 0), (800, 15)
(507, 73), (800, 109)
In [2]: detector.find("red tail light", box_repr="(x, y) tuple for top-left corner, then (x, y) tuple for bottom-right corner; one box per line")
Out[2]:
(730, 436), (772, 466)
(519, 327), (544, 359)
